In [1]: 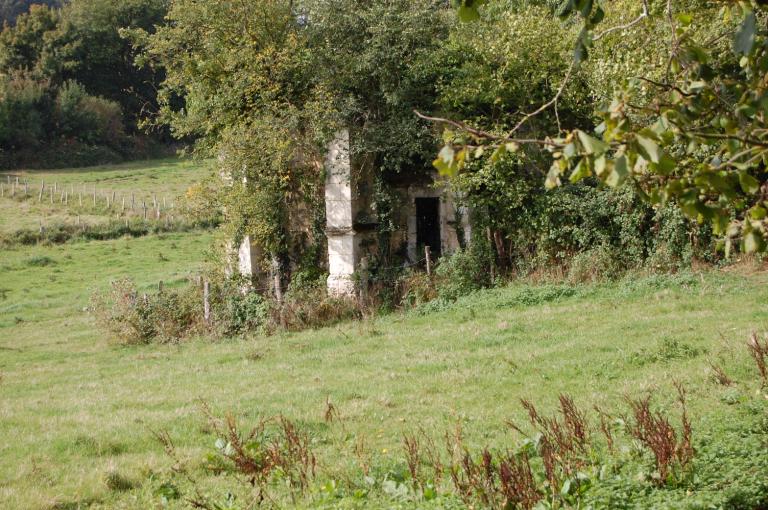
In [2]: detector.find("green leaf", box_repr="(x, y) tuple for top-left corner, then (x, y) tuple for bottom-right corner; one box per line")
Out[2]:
(490, 144), (506, 163)
(561, 479), (573, 499)
(545, 162), (562, 189)
(744, 230), (765, 253)
(577, 130), (609, 155)
(676, 13), (693, 26)
(589, 5), (605, 25)
(594, 155), (609, 178)
(739, 171), (760, 194)
(433, 145), (459, 175)
(749, 206), (767, 220)
(635, 134), (662, 163)
(569, 159), (590, 183)
(574, 37), (589, 63)
(650, 154), (676, 175)
(735, 11), (757, 55)
(606, 155), (628, 187)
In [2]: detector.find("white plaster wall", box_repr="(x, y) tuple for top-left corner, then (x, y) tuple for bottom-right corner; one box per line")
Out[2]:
(238, 236), (258, 276)
(328, 234), (358, 275)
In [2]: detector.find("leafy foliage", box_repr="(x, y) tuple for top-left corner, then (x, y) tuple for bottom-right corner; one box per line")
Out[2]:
(436, 0), (768, 255)
(0, 0), (168, 168)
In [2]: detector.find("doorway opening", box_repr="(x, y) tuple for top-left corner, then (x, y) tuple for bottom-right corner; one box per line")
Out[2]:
(415, 197), (441, 258)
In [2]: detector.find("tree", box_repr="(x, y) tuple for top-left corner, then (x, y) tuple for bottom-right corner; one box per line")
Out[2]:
(138, 0), (451, 269)
(436, 1), (768, 254)
(0, 0), (60, 26)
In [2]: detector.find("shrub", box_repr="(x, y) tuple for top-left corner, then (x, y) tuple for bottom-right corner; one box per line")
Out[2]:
(0, 72), (49, 150)
(278, 285), (360, 331)
(221, 290), (271, 335)
(567, 243), (624, 283)
(397, 269), (437, 310)
(24, 255), (55, 267)
(55, 81), (127, 148)
(91, 275), (362, 343)
(434, 246), (492, 302)
(90, 278), (202, 345)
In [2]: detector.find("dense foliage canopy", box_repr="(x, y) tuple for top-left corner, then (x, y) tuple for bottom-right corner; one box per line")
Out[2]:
(0, 0), (168, 168)
(0, 0), (60, 26)
(441, 0), (768, 255)
(140, 0), (725, 275)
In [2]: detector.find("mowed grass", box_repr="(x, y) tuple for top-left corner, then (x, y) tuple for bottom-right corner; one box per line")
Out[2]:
(0, 158), (212, 234)
(1, 225), (768, 507)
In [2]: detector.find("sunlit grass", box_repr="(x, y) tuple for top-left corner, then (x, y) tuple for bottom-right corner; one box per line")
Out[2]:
(0, 158), (212, 234)
(1, 228), (767, 508)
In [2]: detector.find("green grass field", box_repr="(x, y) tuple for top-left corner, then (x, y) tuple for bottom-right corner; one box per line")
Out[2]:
(0, 158), (212, 234)
(2, 161), (768, 509)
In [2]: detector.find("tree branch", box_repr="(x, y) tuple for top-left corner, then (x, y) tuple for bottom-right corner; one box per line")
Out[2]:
(413, 110), (561, 147)
(593, 0), (650, 41)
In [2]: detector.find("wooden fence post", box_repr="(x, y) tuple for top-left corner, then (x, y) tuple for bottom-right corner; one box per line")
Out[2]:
(203, 280), (211, 324)
(425, 246), (432, 277)
(272, 257), (283, 304)
(39, 181), (44, 202)
(359, 256), (369, 306)
(486, 227), (495, 283)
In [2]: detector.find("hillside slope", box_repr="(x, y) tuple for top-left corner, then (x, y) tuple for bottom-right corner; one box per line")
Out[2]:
(2, 231), (768, 508)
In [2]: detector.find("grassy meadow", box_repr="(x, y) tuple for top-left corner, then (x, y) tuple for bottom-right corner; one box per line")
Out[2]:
(0, 158), (212, 234)
(2, 161), (768, 509)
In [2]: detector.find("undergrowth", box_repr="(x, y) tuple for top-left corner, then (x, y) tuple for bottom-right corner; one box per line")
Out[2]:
(141, 348), (768, 510)
(0, 218), (219, 248)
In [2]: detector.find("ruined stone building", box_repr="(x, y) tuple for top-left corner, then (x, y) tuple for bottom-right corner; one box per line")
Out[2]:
(238, 130), (472, 297)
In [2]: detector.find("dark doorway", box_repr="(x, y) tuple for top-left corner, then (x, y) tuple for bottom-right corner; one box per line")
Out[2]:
(416, 197), (441, 258)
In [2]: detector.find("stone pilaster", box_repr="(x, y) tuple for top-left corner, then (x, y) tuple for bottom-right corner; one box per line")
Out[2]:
(325, 130), (361, 296)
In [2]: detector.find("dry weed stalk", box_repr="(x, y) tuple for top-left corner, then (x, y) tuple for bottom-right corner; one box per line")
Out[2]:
(445, 444), (542, 510)
(353, 435), (371, 476)
(626, 386), (694, 485)
(498, 452), (542, 510)
(197, 402), (316, 497)
(403, 427), (445, 490)
(593, 406), (614, 453)
(748, 332), (768, 384)
(707, 360), (734, 386)
(403, 432), (422, 489)
(674, 382), (694, 470)
(149, 428), (217, 510)
(323, 397), (340, 424)
(627, 395), (677, 483)
(515, 394), (590, 489)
